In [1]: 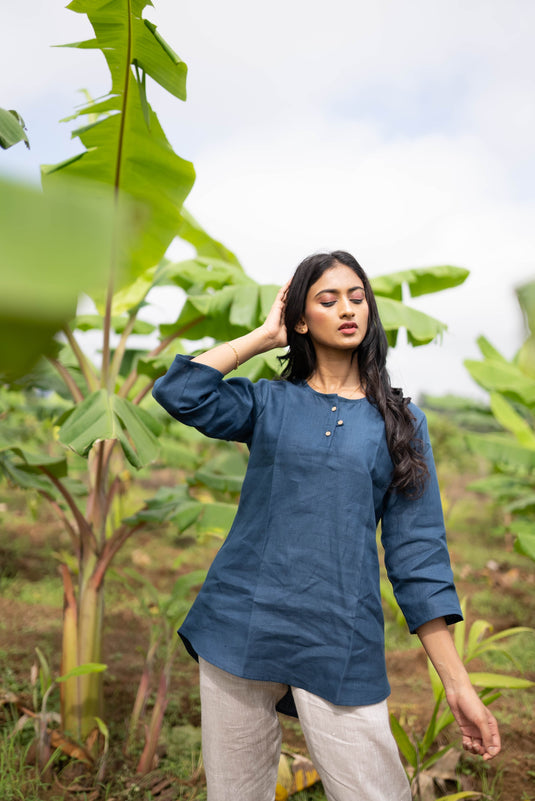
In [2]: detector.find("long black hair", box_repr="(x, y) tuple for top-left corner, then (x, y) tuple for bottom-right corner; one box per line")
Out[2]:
(279, 250), (429, 497)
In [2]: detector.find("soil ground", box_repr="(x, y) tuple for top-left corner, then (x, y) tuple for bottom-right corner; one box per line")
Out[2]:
(1, 482), (534, 800)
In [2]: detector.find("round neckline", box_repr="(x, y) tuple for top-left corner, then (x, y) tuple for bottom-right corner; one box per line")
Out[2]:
(302, 381), (367, 402)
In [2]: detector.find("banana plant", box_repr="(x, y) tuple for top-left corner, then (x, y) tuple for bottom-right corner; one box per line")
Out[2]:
(464, 280), (535, 563)
(0, 0), (471, 753)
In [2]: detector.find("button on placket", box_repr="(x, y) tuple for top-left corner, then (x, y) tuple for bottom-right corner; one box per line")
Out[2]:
(324, 397), (341, 440)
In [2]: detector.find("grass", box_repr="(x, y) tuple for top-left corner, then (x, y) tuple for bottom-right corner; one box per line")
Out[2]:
(0, 734), (64, 801)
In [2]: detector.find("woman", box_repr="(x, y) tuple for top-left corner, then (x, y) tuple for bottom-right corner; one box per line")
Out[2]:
(153, 251), (500, 801)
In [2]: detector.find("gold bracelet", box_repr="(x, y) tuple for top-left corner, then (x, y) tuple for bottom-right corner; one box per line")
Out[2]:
(224, 342), (240, 370)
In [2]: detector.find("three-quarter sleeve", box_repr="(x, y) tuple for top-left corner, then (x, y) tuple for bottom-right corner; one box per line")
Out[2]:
(380, 410), (463, 633)
(152, 354), (260, 443)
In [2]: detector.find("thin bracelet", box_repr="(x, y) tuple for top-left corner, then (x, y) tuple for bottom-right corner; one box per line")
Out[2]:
(224, 342), (240, 370)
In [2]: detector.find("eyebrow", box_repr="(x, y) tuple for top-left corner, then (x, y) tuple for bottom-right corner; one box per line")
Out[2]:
(314, 285), (365, 298)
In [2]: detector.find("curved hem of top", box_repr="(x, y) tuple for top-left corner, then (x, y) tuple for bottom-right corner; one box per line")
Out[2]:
(177, 630), (391, 711)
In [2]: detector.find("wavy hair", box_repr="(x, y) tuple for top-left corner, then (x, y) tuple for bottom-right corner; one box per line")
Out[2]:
(279, 250), (429, 497)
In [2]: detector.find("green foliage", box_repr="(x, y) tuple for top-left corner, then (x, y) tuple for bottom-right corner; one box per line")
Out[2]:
(390, 599), (534, 797)
(0, 0), (472, 769)
(0, 107), (29, 150)
(0, 734), (55, 801)
(371, 265), (469, 346)
(0, 176), (133, 381)
(464, 280), (535, 563)
(58, 389), (162, 469)
(45, 0), (194, 292)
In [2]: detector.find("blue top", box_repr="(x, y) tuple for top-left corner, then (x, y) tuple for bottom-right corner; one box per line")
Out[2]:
(153, 355), (462, 712)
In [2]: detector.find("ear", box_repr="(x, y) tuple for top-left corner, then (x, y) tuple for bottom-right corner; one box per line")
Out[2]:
(295, 318), (308, 334)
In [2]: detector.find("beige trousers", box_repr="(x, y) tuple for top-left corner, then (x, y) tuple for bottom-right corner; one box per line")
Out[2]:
(199, 657), (411, 801)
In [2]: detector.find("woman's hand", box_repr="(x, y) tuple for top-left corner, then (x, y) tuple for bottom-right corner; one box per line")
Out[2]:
(260, 280), (291, 349)
(446, 685), (501, 761)
(416, 618), (501, 761)
(191, 280), (291, 374)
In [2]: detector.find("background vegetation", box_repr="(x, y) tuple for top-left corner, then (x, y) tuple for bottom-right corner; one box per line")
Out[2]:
(1, 1), (534, 800)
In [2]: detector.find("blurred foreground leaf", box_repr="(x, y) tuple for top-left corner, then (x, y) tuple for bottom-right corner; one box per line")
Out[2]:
(0, 176), (133, 381)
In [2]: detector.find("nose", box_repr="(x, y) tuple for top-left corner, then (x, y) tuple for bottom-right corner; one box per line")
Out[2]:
(339, 298), (355, 317)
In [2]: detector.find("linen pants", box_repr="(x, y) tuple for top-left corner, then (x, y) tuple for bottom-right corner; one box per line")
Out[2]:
(199, 657), (411, 801)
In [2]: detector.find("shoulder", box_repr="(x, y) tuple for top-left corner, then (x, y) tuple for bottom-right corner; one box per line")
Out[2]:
(407, 401), (426, 425)
(249, 376), (304, 405)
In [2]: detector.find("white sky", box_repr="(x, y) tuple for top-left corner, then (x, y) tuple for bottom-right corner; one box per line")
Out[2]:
(2, 0), (534, 400)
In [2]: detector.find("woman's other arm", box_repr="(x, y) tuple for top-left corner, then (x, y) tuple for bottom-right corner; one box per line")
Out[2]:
(416, 617), (501, 761)
(192, 282), (289, 374)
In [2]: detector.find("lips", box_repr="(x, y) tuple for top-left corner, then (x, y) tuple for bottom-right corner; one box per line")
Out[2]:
(339, 323), (357, 331)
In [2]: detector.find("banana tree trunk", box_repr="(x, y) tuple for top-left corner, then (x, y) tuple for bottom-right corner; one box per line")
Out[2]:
(77, 577), (105, 738)
(60, 563), (105, 740)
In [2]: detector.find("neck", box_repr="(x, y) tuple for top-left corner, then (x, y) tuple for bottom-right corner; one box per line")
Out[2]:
(309, 352), (361, 394)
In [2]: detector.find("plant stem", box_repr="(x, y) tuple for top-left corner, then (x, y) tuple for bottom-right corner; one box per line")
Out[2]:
(40, 468), (96, 552)
(124, 638), (159, 755)
(103, 0), (133, 391)
(62, 326), (99, 392)
(109, 311), (138, 387)
(136, 668), (170, 774)
(38, 491), (79, 554)
(60, 565), (80, 737)
(93, 522), (143, 588)
(48, 358), (84, 403)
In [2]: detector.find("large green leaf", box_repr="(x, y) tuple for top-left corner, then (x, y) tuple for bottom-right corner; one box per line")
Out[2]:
(58, 389), (162, 468)
(475, 335), (508, 364)
(489, 392), (535, 448)
(376, 296), (447, 345)
(468, 672), (534, 689)
(160, 284), (278, 342)
(64, 0), (187, 102)
(371, 265), (469, 301)
(465, 358), (535, 406)
(43, 0), (195, 295)
(194, 502), (237, 536)
(389, 713), (417, 768)
(0, 176), (132, 381)
(464, 432), (535, 470)
(160, 258), (251, 293)
(0, 107), (29, 150)
(109, 212), (247, 314)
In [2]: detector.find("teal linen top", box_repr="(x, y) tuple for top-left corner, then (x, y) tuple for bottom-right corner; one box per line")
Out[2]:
(153, 355), (462, 713)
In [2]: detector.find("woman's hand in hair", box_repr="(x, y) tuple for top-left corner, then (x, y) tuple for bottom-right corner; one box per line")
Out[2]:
(260, 280), (291, 349)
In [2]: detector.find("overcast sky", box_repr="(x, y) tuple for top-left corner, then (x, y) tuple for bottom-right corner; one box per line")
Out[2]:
(2, 1), (534, 400)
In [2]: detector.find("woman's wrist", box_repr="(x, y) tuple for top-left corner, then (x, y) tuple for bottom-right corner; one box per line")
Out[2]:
(192, 326), (283, 375)
(416, 617), (471, 692)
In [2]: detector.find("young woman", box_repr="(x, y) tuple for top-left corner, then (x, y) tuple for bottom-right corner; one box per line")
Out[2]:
(153, 251), (500, 801)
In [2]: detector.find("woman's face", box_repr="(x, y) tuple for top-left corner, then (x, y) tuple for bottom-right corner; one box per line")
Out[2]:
(296, 263), (369, 352)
